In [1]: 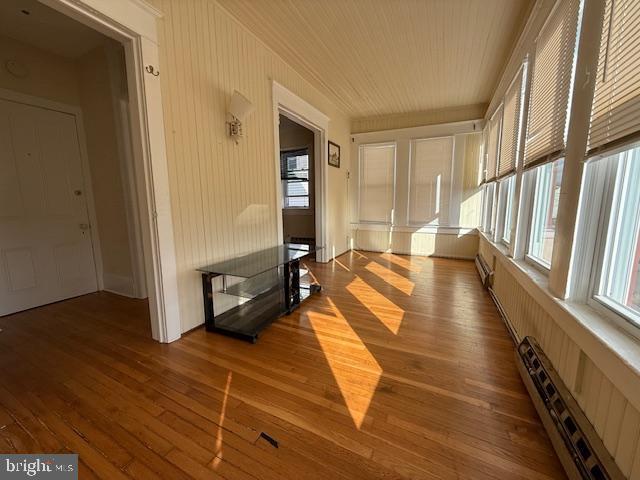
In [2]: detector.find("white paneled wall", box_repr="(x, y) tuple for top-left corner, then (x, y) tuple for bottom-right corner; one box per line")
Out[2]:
(148, 0), (351, 331)
(354, 229), (478, 259)
(480, 238), (640, 478)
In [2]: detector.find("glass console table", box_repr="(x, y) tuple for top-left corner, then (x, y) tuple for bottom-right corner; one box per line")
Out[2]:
(197, 243), (322, 343)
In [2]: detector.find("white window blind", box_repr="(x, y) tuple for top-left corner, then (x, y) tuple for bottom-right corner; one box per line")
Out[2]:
(481, 124), (489, 182)
(589, 0), (640, 151)
(524, 0), (580, 166)
(359, 143), (395, 223)
(498, 67), (524, 177)
(486, 106), (503, 181)
(408, 136), (453, 225)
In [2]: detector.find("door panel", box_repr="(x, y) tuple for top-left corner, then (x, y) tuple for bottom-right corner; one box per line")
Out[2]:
(0, 98), (98, 316)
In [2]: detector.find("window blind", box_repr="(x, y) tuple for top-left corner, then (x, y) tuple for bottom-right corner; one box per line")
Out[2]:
(498, 67), (524, 177)
(524, 0), (580, 166)
(486, 106), (503, 181)
(408, 136), (453, 225)
(359, 143), (395, 223)
(481, 124), (489, 183)
(589, 0), (640, 152)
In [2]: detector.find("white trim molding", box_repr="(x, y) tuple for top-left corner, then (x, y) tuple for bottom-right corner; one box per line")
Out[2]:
(272, 81), (330, 262)
(41, 0), (182, 343)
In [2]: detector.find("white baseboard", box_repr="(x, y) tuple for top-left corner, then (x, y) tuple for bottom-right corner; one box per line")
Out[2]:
(102, 273), (136, 298)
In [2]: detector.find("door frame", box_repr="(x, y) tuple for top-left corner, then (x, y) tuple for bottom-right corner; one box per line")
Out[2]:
(38, 0), (182, 343)
(272, 81), (330, 262)
(0, 89), (104, 292)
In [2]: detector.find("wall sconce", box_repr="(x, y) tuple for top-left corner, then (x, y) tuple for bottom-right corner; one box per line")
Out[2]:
(227, 90), (254, 144)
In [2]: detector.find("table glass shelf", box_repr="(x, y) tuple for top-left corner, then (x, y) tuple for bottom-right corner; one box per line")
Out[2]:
(198, 243), (322, 342)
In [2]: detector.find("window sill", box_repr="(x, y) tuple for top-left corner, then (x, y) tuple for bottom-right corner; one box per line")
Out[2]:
(479, 232), (640, 409)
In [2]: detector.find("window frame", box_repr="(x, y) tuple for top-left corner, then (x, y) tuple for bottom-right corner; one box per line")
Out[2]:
(523, 159), (564, 273)
(583, 144), (640, 338)
(481, 182), (497, 235)
(497, 174), (516, 246)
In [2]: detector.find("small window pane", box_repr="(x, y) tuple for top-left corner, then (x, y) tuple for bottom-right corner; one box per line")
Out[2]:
(501, 175), (516, 244)
(281, 149), (310, 209)
(482, 182), (496, 234)
(598, 147), (640, 321)
(528, 159), (564, 266)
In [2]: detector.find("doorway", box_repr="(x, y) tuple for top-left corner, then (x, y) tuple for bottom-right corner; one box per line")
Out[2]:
(279, 115), (316, 246)
(272, 81), (329, 263)
(0, 0), (180, 340)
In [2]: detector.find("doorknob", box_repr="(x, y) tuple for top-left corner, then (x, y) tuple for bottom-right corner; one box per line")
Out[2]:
(79, 223), (90, 230)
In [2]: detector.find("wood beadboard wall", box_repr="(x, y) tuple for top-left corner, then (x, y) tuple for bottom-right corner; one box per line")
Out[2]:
(479, 238), (640, 478)
(353, 230), (478, 259)
(148, 0), (351, 332)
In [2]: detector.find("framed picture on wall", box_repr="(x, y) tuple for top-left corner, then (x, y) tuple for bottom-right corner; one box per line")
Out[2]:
(328, 141), (341, 168)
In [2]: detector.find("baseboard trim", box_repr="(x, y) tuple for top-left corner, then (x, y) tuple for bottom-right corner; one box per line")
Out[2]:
(102, 273), (136, 298)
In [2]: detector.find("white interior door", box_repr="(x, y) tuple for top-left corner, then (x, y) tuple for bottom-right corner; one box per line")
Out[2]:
(0, 98), (98, 316)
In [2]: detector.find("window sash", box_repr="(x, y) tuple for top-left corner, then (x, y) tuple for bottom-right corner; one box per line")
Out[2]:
(524, 0), (580, 166)
(500, 175), (516, 244)
(596, 147), (640, 322)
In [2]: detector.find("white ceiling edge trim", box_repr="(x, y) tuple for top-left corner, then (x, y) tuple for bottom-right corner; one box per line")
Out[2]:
(351, 118), (485, 143)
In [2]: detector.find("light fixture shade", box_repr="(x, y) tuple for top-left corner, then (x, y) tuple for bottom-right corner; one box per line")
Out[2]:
(229, 90), (254, 121)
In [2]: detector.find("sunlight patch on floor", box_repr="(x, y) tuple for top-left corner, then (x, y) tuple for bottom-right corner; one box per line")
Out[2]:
(365, 261), (414, 295)
(210, 371), (232, 469)
(307, 298), (382, 429)
(379, 252), (423, 272)
(346, 276), (405, 334)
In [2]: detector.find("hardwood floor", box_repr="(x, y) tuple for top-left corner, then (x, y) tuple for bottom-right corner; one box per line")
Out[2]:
(0, 251), (566, 479)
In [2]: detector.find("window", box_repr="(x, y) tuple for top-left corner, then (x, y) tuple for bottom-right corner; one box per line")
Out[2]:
(482, 182), (496, 234)
(592, 146), (640, 328)
(281, 149), (310, 208)
(499, 175), (516, 244)
(527, 159), (564, 267)
(408, 136), (453, 225)
(359, 143), (396, 224)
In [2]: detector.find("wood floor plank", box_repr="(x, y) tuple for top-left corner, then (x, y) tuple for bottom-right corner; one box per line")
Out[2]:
(0, 251), (567, 479)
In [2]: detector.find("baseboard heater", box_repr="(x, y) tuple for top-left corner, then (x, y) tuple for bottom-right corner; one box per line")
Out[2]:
(474, 254), (492, 287)
(516, 337), (624, 480)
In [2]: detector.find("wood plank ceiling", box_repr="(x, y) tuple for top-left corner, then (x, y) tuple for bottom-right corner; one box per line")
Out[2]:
(216, 0), (533, 121)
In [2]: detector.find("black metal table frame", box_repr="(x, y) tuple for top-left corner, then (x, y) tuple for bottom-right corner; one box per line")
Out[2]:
(201, 255), (319, 343)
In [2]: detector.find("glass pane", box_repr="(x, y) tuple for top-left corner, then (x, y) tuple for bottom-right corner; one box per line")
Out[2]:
(285, 196), (309, 208)
(529, 159), (564, 266)
(602, 147), (640, 317)
(287, 154), (309, 171)
(502, 176), (515, 244)
(285, 181), (309, 197)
